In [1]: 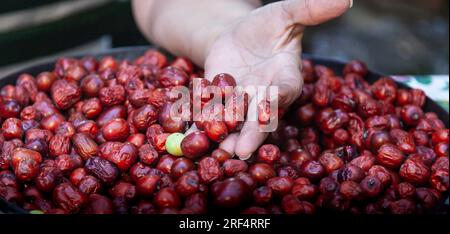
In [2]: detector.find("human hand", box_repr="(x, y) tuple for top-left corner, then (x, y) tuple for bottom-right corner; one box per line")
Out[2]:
(196, 0), (352, 159)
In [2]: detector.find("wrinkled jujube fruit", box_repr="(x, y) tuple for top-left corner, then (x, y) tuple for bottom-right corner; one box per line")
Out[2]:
(72, 133), (98, 161)
(377, 144), (405, 169)
(51, 79), (81, 110)
(399, 159), (430, 186)
(85, 157), (119, 185)
(198, 157), (223, 184)
(1, 50), (448, 215)
(53, 183), (86, 213)
(99, 142), (138, 172)
(11, 148), (42, 182)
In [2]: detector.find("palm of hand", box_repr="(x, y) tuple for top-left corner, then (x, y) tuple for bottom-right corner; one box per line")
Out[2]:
(200, 5), (304, 159)
(205, 6), (304, 100)
(198, 0), (351, 159)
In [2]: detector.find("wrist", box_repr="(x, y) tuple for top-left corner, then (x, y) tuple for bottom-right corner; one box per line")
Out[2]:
(149, 0), (260, 66)
(191, 18), (241, 66)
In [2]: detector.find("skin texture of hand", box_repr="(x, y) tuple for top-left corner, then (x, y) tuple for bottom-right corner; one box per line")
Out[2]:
(197, 0), (352, 159)
(133, 0), (352, 160)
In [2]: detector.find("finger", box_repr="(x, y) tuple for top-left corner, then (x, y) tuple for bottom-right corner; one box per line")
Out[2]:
(204, 65), (221, 82)
(185, 124), (199, 136)
(235, 120), (269, 160)
(235, 92), (269, 160)
(282, 0), (352, 26)
(219, 133), (239, 157)
(131, 0), (156, 39)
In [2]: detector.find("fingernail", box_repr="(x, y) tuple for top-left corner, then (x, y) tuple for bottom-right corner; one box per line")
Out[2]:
(239, 153), (253, 161)
(349, 0), (353, 8)
(224, 149), (236, 159)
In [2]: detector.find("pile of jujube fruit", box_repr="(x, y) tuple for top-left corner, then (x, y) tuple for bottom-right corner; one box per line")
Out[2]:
(0, 49), (448, 214)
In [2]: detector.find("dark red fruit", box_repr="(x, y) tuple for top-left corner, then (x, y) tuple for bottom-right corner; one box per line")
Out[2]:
(399, 159), (430, 186)
(257, 144), (281, 164)
(248, 163), (276, 184)
(181, 132), (210, 159)
(211, 178), (249, 208)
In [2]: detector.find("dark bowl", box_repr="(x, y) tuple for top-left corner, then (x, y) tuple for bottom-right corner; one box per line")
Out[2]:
(0, 46), (448, 214)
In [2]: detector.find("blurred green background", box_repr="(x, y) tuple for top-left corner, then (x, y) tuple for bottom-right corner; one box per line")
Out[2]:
(0, 0), (448, 77)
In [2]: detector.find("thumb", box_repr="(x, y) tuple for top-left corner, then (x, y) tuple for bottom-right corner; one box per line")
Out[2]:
(282, 0), (352, 26)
